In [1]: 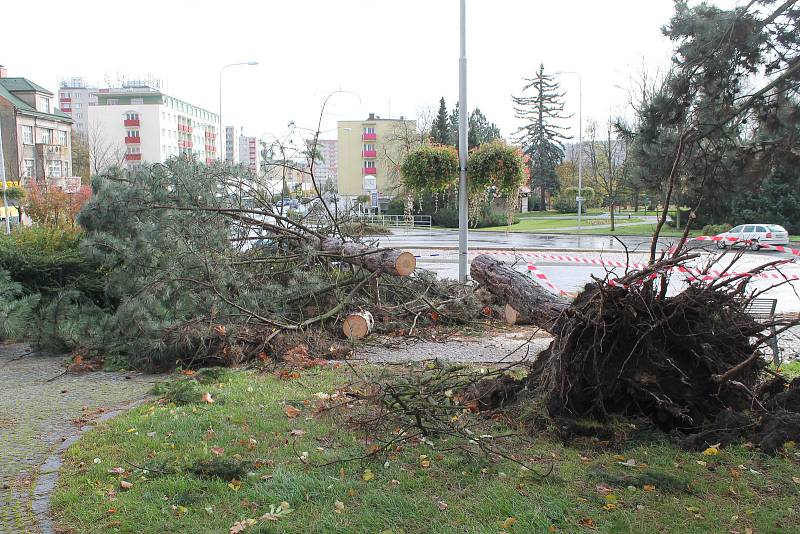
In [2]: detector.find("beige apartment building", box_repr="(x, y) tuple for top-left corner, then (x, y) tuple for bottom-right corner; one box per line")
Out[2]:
(0, 69), (75, 188)
(337, 114), (416, 208)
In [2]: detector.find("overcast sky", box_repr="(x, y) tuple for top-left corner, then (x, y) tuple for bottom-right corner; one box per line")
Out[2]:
(2, 0), (738, 143)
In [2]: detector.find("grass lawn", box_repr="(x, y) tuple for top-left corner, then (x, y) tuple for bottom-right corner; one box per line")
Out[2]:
(52, 367), (800, 534)
(478, 217), (645, 233)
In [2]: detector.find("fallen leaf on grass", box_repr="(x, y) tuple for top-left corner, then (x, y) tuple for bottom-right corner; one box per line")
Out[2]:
(289, 429), (306, 436)
(107, 467), (125, 475)
(603, 503), (616, 511)
(334, 500), (345, 514)
(436, 501), (448, 511)
(228, 479), (241, 491)
(501, 517), (517, 529)
(284, 405), (301, 419)
(119, 480), (133, 490)
(212, 447), (225, 456)
(229, 518), (256, 533)
(201, 392), (214, 404)
(643, 484), (655, 492)
(702, 444), (720, 456)
(362, 469), (375, 481)
(578, 518), (596, 529)
(548, 526), (558, 532)
(595, 483), (614, 494)
(259, 501), (292, 521)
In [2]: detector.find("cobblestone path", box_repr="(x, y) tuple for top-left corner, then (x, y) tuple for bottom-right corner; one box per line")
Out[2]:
(0, 344), (153, 533)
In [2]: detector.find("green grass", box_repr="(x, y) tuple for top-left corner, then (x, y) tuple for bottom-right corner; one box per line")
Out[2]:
(776, 360), (800, 379)
(52, 368), (800, 533)
(478, 217), (645, 233)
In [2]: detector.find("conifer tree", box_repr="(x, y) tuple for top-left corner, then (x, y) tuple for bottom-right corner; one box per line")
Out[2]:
(430, 97), (450, 145)
(512, 63), (572, 210)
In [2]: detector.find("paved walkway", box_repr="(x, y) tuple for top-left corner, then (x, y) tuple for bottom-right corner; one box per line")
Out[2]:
(0, 344), (154, 534)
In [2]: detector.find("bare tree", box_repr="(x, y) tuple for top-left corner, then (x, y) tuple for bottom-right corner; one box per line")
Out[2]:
(84, 122), (125, 176)
(584, 119), (627, 230)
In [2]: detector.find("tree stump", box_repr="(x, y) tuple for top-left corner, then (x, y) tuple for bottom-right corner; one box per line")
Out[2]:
(310, 237), (416, 277)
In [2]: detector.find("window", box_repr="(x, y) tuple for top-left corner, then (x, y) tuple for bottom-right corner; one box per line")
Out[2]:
(364, 160), (376, 168)
(72, 103), (81, 109)
(363, 127), (375, 134)
(363, 143), (375, 151)
(57, 130), (67, 146)
(21, 125), (33, 144)
(39, 128), (53, 144)
(38, 97), (50, 113)
(76, 113), (83, 119)
(743, 225), (755, 233)
(755, 225), (767, 233)
(23, 159), (34, 177)
(729, 225), (743, 233)
(131, 98), (143, 105)
(63, 161), (70, 176)
(107, 98), (119, 105)
(126, 130), (140, 138)
(125, 112), (139, 121)
(126, 147), (140, 154)
(48, 161), (62, 177)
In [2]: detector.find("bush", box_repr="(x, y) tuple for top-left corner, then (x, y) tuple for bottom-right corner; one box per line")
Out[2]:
(553, 187), (597, 213)
(527, 196), (541, 211)
(385, 197), (405, 215)
(701, 223), (732, 236)
(432, 207), (518, 228)
(0, 227), (106, 302)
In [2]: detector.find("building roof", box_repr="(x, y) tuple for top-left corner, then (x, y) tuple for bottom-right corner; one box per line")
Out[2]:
(0, 80), (73, 123)
(0, 77), (54, 95)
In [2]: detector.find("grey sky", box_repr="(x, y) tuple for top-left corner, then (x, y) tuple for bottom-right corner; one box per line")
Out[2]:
(2, 0), (735, 143)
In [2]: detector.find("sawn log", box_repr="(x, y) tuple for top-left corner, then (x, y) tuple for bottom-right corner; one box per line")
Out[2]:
(309, 237), (416, 277)
(470, 255), (569, 330)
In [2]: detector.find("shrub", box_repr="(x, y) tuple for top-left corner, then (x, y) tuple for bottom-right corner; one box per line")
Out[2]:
(0, 227), (106, 301)
(527, 196), (541, 211)
(401, 144), (460, 193)
(553, 187), (597, 213)
(432, 207), (518, 228)
(385, 197), (405, 215)
(701, 223), (732, 235)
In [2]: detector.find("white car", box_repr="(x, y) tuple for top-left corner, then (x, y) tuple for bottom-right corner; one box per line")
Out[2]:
(716, 224), (790, 250)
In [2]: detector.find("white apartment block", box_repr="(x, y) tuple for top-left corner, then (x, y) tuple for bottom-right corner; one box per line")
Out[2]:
(224, 125), (242, 164)
(57, 77), (98, 135)
(86, 82), (219, 167)
(238, 135), (261, 176)
(313, 139), (337, 191)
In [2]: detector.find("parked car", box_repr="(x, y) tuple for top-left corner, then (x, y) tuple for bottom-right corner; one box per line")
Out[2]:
(716, 224), (789, 250)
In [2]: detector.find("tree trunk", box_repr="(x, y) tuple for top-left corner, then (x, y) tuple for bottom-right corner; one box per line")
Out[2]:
(343, 310), (374, 339)
(309, 236), (416, 277)
(503, 304), (532, 325)
(470, 255), (569, 330)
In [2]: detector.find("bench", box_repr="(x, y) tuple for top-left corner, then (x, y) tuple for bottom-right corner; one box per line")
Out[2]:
(744, 298), (780, 366)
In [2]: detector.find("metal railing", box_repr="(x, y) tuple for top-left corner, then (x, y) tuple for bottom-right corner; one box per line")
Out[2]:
(351, 214), (432, 228)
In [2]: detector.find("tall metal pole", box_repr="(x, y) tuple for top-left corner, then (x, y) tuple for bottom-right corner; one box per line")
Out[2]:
(458, 0), (469, 282)
(576, 74), (583, 234)
(0, 120), (11, 234)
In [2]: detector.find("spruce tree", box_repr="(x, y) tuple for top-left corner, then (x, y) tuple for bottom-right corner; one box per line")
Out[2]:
(430, 97), (450, 145)
(468, 108), (502, 149)
(512, 64), (571, 210)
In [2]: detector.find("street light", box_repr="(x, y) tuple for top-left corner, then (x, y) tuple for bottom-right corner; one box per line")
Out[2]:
(458, 0), (468, 282)
(556, 71), (583, 233)
(219, 61), (258, 162)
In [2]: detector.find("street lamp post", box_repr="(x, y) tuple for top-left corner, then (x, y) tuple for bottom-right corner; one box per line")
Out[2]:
(219, 61), (258, 162)
(0, 120), (10, 234)
(557, 71), (582, 233)
(458, 0), (469, 282)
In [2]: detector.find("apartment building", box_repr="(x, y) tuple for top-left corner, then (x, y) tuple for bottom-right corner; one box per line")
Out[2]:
(57, 77), (98, 135)
(337, 114), (416, 207)
(313, 139), (337, 191)
(224, 125), (242, 164)
(0, 68), (75, 189)
(87, 82), (219, 167)
(238, 135), (261, 175)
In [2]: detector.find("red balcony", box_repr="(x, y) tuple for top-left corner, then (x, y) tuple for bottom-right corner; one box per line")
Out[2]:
(178, 124), (187, 132)
(186, 141), (193, 148)
(362, 133), (377, 141)
(124, 119), (140, 127)
(363, 167), (377, 175)
(60, 97), (71, 103)
(62, 107), (72, 113)
(124, 136), (140, 144)
(362, 150), (377, 158)
(206, 158), (214, 165)
(187, 126), (193, 133)
(124, 153), (141, 161)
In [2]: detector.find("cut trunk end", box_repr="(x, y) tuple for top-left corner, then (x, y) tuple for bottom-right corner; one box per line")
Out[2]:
(343, 310), (374, 339)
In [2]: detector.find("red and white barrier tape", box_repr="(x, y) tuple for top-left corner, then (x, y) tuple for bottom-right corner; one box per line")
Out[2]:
(526, 264), (573, 297)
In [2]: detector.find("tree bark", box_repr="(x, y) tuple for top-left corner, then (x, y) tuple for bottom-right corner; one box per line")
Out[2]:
(470, 255), (569, 330)
(503, 304), (532, 326)
(309, 237), (416, 277)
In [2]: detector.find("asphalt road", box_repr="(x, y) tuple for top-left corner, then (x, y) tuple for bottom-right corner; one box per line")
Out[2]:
(376, 229), (800, 314)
